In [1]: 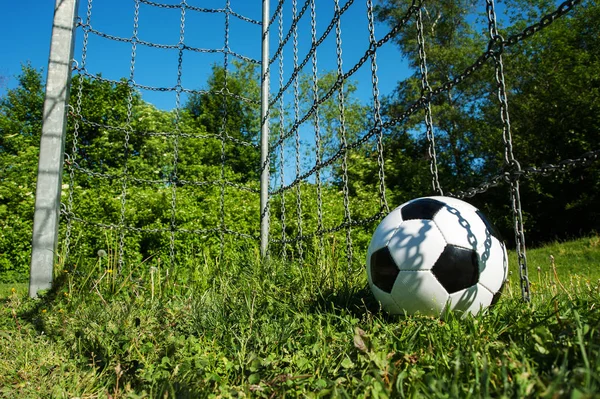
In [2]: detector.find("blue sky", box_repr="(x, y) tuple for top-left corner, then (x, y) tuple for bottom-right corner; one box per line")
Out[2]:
(0, 0), (411, 110)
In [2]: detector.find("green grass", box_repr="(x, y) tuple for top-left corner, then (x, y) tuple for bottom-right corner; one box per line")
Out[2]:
(1, 237), (599, 398)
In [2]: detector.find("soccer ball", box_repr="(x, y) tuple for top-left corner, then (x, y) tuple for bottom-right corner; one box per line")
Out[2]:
(366, 196), (508, 317)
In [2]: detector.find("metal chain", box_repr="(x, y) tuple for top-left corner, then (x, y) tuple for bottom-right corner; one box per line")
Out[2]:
(416, 8), (443, 196)
(169, 0), (186, 268)
(61, 0), (585, 272)
(71, 112), (258, 147)
(269, 0), (311, 67)
(117, 0), (139, 273)
(292, 0), (304, 265)
(310, 0), (325, 256)
(65, 213), (257, 240)
(60, 0), (264, 265)
(139, 0), (262, 25)
(486, 0), (530, 302)
(449, 149), (600, 198)
(218, 0), (231, 259)
(79, 24), (259, 64)
(504, 0), (582, 47)
(68, 160), (258, 192)
(269, 0), (358, 108)
(334, 0), (354, 272)
(367, 0), (389, 214)
(269, 0), (420, 154)
(63, 0), (93, 266)
(278, 4), (287, 259)
(271, 210), (385, 245)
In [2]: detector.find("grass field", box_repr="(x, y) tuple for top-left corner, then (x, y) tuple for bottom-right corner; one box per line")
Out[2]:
(1, 236), (599, 398)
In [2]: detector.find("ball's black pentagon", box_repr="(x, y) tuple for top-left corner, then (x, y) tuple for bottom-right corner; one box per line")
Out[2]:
(476, 210), (504, 242)
(432, 245), (479, 294)
(370, 246), (399, 293)
(401, 198), (445, 221)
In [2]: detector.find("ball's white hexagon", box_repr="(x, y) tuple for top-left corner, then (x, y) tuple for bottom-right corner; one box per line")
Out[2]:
(366, 206), (404, 254)
(432, 202), (488, 251)
(478, 238), (508, 293)
(387, 219), (446, 271)
(391, 271), (449, 317)
(447, 283), (495, 316)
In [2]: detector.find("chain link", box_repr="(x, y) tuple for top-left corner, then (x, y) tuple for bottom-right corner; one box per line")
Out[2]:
(271, 210), (385, 245)
(77, 23), (259, 65)
(64, 212), (257, 240)
(269, 0), (357, 109)
(367, 0), (390, 215)
(334, 0), (354, 271)
(63, 0), (94, 266)
(504, 0), (582, 47)
(416, 8), (443, 196)
(116, 0), (139, 273)
(269, 0), (311, 68)
(449, 149), (600, 198)
(67, 160), (258, 192)
(139, 0), (261, 25)
(71, 112), (258, 147)
(269, 0), (419, 152)
(278, 3), (287, 259)
(166, 0), (186, 268)
(486, 0), (530, 302)
(292, 0), (304, 265)
(218, 0), (232, 259)
(64, 0), (265, 265)
(310, 0), (325, 257)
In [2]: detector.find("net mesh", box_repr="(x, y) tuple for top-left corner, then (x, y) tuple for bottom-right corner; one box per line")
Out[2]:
(56, 0), (598, 301)
(64, 0), (262, 271)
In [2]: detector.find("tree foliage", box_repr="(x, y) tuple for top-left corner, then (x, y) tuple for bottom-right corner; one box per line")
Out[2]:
(2, 2), (599, 281)
(373, 0), (600, 244)
(0, 65), (44, 282)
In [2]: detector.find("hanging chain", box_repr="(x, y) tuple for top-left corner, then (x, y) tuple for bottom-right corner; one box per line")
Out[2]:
(60, 0), (586, 271)
(367, 0), (389, 214)
(292, 0), (304, 265)
(334, 0), (354, 271)
(169, 0), (186, 267)
(117, 0), (140, 273)
(218, 0), (231, 259)
(64, 0), (94, 266)
(486, 0), (530, 302)
(270, 0), (419, 151)
(278, 4), (287, 260)
(310, 0), (325, 256)
(504, 0), (582, 46)
(416, 7), (443, 196)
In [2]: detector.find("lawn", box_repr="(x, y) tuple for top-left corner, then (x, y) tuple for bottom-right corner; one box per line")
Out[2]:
(1, 236), (599, 398)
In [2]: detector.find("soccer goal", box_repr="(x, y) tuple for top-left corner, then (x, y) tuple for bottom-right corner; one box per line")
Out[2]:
(29, 0), (597, 301)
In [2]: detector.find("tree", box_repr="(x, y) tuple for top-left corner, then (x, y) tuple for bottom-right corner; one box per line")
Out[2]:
(0, 65), (45, 282)
(374, 0), (600, 245)
(184, 60), (261, 181)
(481, 0), (600, 242)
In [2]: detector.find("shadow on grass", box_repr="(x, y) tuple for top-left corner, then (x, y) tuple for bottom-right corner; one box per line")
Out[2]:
(305, 282), (406, 324)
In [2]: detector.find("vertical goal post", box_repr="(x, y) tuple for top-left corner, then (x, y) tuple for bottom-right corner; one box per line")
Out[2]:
(260, 0), (271, 258)
(29, 0), (80, 297)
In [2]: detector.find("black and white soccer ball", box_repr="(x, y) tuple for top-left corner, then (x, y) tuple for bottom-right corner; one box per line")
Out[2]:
(366, 196), (508, 317)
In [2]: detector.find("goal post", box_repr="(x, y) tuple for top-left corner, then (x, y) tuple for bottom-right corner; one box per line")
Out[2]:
(29, 0), (80, 298)
(260, 0), (271, 258)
